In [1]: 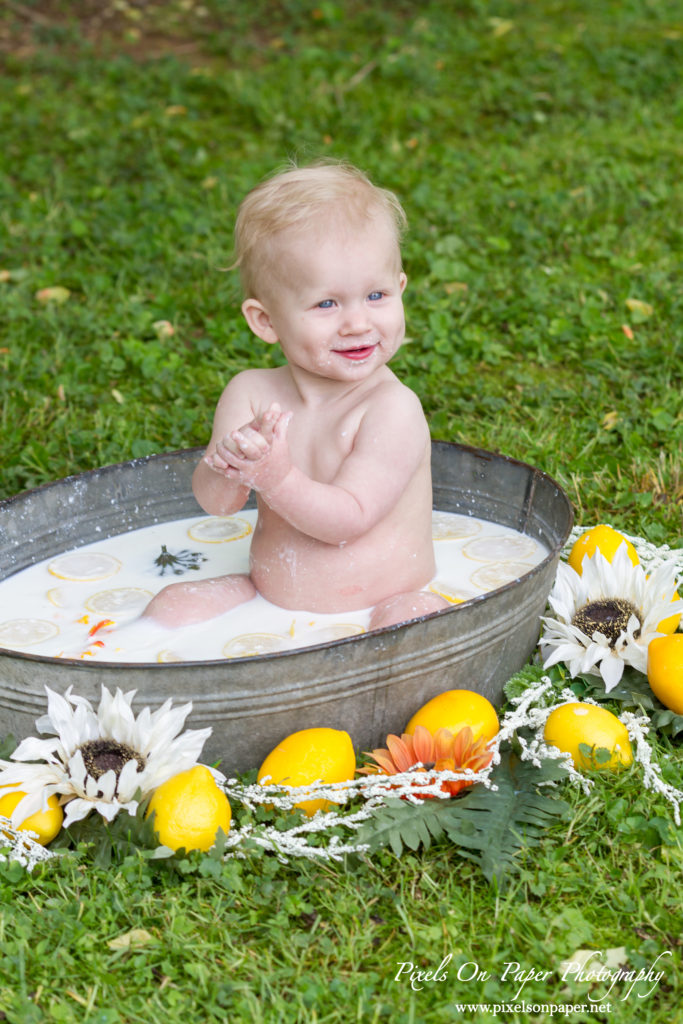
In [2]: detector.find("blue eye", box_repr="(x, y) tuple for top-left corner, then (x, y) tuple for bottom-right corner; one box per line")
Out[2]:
(317, 299), (335, 309)
(368, 291), (384, 301)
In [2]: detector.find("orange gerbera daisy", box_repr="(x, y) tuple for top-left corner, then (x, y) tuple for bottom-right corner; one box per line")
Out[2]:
(358, 724), (493, 798)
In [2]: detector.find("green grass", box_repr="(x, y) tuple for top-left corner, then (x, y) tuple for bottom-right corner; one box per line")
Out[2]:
(1, 2), (683, 1021)
(3, 770), (683, 1022)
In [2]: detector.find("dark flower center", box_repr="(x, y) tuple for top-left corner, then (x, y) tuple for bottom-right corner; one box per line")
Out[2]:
(79, 739), (145, 781)
(572, 598), (641, 646)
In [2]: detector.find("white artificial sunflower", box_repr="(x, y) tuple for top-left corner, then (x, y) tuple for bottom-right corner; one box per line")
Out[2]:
(0, 686), (221, 828)
(540, 544), (683, 691)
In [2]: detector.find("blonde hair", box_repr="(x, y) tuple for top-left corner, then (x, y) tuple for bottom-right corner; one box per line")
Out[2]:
(233, 161), (407, 299)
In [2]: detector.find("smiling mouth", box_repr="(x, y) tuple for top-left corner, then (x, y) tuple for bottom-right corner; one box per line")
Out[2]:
(334, 345), (377, 361)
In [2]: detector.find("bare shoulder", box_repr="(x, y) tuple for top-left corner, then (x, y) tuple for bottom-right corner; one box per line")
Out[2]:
(210, 367), (290, 440)
(348, 375), (430, 468)
(216, 366), (286, 399)
(365, 375), (428, 425)
(215, 366), (290, 411)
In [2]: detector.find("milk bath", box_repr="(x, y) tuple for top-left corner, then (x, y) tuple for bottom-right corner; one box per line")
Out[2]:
(0, 510), (547, 663)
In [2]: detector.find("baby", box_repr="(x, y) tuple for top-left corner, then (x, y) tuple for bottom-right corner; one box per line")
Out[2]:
(144, 162), (448, 631)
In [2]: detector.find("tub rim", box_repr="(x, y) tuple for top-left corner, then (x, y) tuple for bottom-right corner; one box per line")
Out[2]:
(0, 440), (573, 669)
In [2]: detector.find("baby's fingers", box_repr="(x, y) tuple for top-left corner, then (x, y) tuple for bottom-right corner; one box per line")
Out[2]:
(258, 403), (283, 442)
(208, 444), (235, 470)
(231, 427), (269, 460)
(273, 410), (293, 440)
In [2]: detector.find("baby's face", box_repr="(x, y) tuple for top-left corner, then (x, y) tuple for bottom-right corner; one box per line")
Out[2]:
(258, 214), (407, 383)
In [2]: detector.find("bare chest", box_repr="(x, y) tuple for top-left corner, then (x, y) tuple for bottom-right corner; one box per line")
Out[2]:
(286, 404), (364, 483)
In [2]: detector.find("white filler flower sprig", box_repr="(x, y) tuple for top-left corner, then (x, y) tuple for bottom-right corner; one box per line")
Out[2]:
(3, 679), (683, 868)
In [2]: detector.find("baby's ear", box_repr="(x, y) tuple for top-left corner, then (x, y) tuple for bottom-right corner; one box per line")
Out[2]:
(241, 298), (279, 344)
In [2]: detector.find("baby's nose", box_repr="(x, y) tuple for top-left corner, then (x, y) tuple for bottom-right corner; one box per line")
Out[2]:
(340, 303), (371, 334)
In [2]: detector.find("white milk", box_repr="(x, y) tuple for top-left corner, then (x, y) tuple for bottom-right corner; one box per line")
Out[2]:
(0, 510), (547, 663)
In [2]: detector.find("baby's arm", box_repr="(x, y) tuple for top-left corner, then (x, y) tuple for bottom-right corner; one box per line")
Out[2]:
(211, 404), (286, 475)
(191, 373), (269, 515)
(223, 385), (429, 545)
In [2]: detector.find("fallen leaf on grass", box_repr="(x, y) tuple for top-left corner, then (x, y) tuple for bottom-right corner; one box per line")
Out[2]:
(489, 18), (515, 37)
(65, 989), (90, 1007)
(107, 928), (156, 950)
(153, 319), (175, 338)
(35, 286), (70, 304)
(559, 946), (627, 978)
(602, 411), (618, 430)
(625, 298), (654, 319)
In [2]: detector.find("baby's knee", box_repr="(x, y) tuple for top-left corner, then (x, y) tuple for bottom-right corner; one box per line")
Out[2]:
(221, 574), (258, 602)
(369, 591), (448, 631)
(143, 580), (200, 623)
(143, 574), (256, 627)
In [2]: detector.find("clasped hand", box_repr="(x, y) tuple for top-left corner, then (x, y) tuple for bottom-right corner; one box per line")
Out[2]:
(206, 402), (293, 493)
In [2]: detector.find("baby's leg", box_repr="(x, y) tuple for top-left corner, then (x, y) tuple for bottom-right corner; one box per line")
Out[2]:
(142, 574), (256, 628)
(369, 591), (449, 631)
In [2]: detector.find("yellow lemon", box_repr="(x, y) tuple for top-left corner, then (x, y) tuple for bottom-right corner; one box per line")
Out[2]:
(257, 727), (356, 816)
(567, 525), (639, 575)
(543, 702), (633, 771)
(647, 634), (683, 714)
(146, 765), (231, 852)
(0, 789), (63, 845)
(405, 689), (499, 744)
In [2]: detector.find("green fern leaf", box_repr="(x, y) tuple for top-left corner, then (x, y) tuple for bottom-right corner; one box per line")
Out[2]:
(357, 798), (448, 857)
(438, 753), (569, 888)
(356, 753), (569, 888)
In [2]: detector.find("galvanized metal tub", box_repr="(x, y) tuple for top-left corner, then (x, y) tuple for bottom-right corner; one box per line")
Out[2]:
(0, 442), (572, 773)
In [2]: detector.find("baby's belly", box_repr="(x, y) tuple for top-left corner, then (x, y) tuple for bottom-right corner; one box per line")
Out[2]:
(249, 525), (435, 613)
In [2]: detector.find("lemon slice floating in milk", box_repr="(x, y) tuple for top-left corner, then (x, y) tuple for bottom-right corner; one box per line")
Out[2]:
(470, 561), (534, 591)
(157, 649), (183, 663)
(0, 619), (59, 648)
(48, 551), (122, 582)
(428, 581), (469, 605)
(47, 586), (75, 608)
(223, 633), (290, 658)
(431, 512), (481, 540)
(305, 623), (365, 644)
(463, 535), (538, 563)
(187, 517), (252, 543)
(85, 587), (154, 617)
